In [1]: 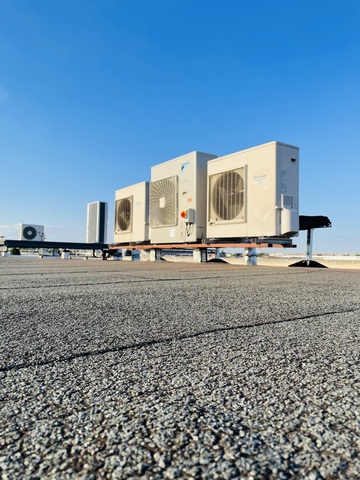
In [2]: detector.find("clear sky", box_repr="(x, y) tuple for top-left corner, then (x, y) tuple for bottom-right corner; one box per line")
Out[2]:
(1, 0), (359, 253)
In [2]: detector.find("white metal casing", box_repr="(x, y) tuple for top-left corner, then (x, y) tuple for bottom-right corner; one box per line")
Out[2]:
(150, 151), (217, 243)
(19, 224), (45, 241)
(207, 141), (299, 239)
(86, 201), (108, 243)
(114, 181), (150, 243)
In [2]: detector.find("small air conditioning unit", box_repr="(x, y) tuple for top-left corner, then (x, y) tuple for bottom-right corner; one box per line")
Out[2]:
(19, 224), (45, 241)
(150, 151), (217, 244)
(86, 201), (108, 243)
(114, 181), (150, 243)
(207, 141), (299, 240)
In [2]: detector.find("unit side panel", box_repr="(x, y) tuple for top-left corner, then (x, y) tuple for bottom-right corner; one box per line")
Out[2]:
(87, 203), (99, 243)
(246, 142), (278, 237)
(276, 144), (299, 235)
(144, 182), (150, 241)
(195, 155), (211, 241)
(276, 144), (299, 210)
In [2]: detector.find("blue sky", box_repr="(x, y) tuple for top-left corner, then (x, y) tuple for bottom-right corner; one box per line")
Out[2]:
(1, 0), (359, 253)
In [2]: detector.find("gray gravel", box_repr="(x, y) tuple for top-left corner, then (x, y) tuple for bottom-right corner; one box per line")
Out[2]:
(1, 257), (359, 479)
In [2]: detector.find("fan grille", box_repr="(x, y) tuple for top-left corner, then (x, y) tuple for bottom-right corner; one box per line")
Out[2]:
(150, 176), (178, 227)
(209, 168), (245, 222)
(23, 226), (37, 240)
(115, 196), (132, 232)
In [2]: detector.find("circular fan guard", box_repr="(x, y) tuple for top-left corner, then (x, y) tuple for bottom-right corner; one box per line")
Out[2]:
(117, 198), (132, 231)
(23, 226), (37, 240)
(212, 171), (244, 221)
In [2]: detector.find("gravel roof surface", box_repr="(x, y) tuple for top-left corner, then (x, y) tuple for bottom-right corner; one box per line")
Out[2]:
(1, 257), (359, 479)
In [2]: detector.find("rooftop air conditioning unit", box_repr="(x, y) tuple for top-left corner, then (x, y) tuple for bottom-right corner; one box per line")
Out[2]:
(86, 201), (108, 243)
(114, 181), (150, 244)
(207, 141), (299, 240)
(150, 151), (217, 244)
(19, 224), (45, 241)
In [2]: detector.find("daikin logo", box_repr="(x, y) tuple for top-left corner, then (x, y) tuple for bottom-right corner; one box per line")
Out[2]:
(181, 162), (189, 173)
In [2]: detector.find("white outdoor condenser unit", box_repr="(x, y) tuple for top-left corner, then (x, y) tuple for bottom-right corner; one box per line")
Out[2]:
(150, 151), (217, 244)
(207, 141), (299, 240)
(18, 224), (45, 241)
(114, 181), (150, 243)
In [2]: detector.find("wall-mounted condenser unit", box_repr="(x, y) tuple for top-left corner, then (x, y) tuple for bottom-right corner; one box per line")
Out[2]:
(207, 141), (299, 240)
(150, 151), (217, 244)
(114, 181), (150, 244)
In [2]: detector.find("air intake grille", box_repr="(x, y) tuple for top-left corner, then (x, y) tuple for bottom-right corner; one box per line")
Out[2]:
(209, 168), (245, 222)
(115, 196), (132, 232)
(150, 176), (178, 227)
(282, 195), (294, 208)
